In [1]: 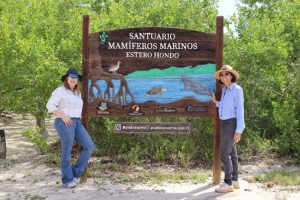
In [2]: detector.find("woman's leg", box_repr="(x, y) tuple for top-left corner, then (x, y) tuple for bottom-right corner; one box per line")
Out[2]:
(219, 118), (236, 185)
(72, 119), (94, 178)
(54, 118), (75, 184)
(231, 144), (239, 181)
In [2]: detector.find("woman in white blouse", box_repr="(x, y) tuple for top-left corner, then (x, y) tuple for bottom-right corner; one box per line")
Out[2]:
(46, 68), (94, 188)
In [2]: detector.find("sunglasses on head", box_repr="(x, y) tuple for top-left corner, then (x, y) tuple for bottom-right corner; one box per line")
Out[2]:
(68, 75), (79, 81)
(219, 72), (231, 77)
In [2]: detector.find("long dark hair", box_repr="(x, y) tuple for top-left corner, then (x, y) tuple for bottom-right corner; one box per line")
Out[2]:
(63, 78), (81, 95)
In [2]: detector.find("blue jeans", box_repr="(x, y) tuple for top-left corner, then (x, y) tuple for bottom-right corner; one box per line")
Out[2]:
(54, 118), (94, 184)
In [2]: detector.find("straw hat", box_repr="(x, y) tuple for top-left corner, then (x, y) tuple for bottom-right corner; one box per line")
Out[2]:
(214, 65), (240, 80)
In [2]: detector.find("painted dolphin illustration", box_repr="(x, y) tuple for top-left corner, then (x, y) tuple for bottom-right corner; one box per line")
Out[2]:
(145, 86), (167, 98)
(181, 77), (211, 96)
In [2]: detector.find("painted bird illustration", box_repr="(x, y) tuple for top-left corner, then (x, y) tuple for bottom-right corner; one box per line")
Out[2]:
(109, 61), (121, 73)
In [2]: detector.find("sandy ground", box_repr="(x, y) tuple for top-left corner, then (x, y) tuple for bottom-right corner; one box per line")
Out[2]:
(0, 113), (300, 200)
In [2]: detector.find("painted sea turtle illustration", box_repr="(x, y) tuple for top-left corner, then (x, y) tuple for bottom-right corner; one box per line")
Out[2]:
(145, 86), (167, 98)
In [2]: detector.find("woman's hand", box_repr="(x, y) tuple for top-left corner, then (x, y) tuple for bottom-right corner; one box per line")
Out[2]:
(61, 115), (73, 126)
(211, 91), (217, 104)
(52, 110), (73, 126)
(233, 133), (241, 144)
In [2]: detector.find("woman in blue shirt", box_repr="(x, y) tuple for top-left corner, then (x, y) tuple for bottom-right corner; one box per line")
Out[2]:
(211, 65), (245, 193)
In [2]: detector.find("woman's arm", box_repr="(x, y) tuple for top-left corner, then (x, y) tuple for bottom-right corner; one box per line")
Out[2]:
(52, 109), (72, 126)
(210, 91), (220, 107)
(46, 88), (72, 126)
(235, 88), (245, 134)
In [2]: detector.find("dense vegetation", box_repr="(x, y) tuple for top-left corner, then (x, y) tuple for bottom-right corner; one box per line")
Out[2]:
(0, 0), (299, 165)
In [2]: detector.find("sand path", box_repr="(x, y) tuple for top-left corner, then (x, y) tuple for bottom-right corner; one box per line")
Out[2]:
(0, 113), (299, 200)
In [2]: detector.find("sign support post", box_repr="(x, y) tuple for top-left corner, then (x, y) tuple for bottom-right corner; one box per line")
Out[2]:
(212, 16), (223, 184)
(80, 15), (90, 183)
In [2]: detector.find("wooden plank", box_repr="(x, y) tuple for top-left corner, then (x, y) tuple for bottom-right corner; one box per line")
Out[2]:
(87, 24), (218, 119)
(89, 28), (216, 71)
(114, 122), (190, 134)
(0, 130), (6, 159)
(82, 15), (90, 124)
(87, 100), (216, 118)
(88, 26), (217, 118)
(213, 16), (223, 184)
(81, 15), (90, 184)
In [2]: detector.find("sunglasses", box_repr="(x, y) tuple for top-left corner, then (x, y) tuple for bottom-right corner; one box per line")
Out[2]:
(68, 75), (79, 81)
(219, 72), (231, 77)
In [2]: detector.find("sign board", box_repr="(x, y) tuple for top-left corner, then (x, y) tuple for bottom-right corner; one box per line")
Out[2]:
(81, 16), (224, 184)
(114, 122), (190, 134)
(87, 27), (217, 117)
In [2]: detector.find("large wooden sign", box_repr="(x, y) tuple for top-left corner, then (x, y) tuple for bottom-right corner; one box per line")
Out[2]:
(86, 27), (218, 118)
(81, 16), (223, 184)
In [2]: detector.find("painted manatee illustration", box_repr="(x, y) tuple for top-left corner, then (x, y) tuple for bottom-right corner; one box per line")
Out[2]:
(181, 77), (211, 96)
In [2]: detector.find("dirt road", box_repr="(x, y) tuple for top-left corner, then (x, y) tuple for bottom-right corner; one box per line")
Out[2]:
(0, 114), (299, 200)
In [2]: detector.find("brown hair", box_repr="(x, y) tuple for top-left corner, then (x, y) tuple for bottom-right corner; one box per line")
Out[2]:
(63, 78), (81, 95)
(218, 72), (237, 85)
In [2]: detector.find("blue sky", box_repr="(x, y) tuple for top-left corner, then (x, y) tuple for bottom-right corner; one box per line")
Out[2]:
(218, 0), (237, 17)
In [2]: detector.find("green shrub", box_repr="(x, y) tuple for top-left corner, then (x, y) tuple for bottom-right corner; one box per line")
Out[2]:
(21, 126), (49, 154)
(88, 117), (214, 164)
(238, 128), (274, 162)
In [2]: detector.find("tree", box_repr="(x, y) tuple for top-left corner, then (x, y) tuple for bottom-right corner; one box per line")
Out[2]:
(225, 0), (300, 154)
(90, 0), (218, 32)
(0, 0), (92, 137)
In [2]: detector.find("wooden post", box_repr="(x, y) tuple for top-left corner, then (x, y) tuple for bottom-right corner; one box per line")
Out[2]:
(80, 15), (90, 183)
(212, 16), (223, 184)
(0, 130), (6, 159)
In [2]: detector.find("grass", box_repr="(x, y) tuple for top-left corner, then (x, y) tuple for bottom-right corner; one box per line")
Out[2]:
(42, 153), (61, 167)
(24, 194), (47, 200)
(135, 169), (211, 185)
(88, 162), (211, 185)
(248, 170), (300, 186)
